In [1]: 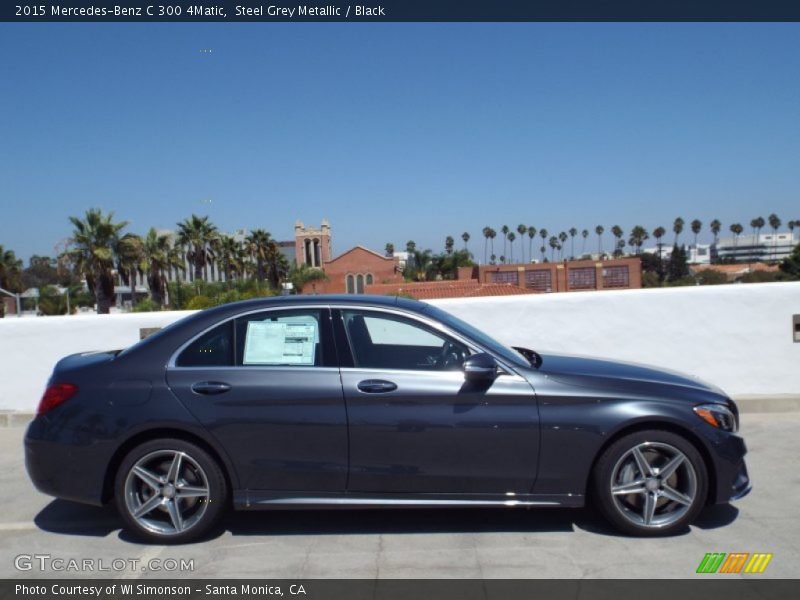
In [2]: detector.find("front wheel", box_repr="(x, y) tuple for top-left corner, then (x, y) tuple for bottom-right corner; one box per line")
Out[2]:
(114, 438), (228, 543)
(592, 430), (708, 536)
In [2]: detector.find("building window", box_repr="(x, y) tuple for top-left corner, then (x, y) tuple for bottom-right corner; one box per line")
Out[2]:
(366, 273), (373, 285)
(346, 274), (355, 294)
(490, 271), (518, 284)
(602, 266), (630, 288)
(568, 267), (597, 290)
(356, 274), (365, 294)
(525, 269), (552, 292)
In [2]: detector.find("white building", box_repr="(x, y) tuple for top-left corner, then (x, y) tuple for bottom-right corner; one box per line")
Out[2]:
(642, 243), (711, 264)
(714, 232), (797, 263)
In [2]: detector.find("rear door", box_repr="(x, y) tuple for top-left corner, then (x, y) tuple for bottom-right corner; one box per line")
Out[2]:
(166, 307), (348, 492)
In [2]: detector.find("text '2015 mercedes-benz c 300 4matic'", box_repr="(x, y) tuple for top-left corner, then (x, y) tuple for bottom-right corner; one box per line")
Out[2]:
(25, 295), (750, 543)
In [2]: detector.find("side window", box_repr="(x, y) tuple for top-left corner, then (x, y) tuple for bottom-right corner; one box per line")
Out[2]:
(235, 310), (323, 367)
(342, 310), (469, 371)
(176, 322), (233, 367)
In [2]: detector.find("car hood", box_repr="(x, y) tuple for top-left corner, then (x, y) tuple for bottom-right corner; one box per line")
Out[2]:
(534, 352), (729, 401)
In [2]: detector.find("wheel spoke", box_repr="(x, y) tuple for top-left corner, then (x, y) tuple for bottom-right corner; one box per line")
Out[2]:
(661, 484), (693, 506)
(658, 454), (685, 480)
(166, 499), (184, 532)
(166, 452), (183, 484)
(176, 485), (209, 498)
(133, 494), (163, 518)
(632, 447), (654, 477)
(642, 491), (657, 525)
(132, 465), (164, 490)
(611, 479), (646, 495)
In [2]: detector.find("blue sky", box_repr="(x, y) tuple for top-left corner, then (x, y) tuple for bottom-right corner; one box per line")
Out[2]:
(1, 23), (798, 261)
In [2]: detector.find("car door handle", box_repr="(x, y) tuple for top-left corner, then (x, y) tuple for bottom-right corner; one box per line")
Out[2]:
(191, 381), (232, 395)
(357, 379), (397, 394)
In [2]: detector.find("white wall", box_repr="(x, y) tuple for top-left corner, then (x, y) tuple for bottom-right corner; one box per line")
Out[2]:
(0, 283), (798, 411)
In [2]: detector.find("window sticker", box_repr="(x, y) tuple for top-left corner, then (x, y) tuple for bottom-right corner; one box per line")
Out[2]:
(243, 321), (317, 365)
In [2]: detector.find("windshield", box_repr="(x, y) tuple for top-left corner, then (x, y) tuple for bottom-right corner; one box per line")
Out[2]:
(422, 305), (531, 369)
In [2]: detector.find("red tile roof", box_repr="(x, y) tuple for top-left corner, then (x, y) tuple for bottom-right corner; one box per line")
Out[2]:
(365, 280), (537, 300)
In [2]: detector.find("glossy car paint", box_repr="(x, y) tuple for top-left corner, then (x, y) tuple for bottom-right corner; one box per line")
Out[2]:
(25, 295), (749, 513)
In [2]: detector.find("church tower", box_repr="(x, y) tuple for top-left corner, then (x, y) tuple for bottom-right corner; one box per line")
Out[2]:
(294, 219), (332, 268)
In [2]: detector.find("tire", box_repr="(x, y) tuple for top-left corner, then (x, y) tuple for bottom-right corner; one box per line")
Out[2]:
(114, 438), (228, 543)
(592, 429), (708, 536)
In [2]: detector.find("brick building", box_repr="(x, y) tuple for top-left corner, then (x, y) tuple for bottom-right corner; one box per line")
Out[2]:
(310, 246), (404, 294)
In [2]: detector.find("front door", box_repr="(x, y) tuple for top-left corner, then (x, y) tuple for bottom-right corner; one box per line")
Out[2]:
(335, 308), (539, 495)
(166, 307), (348, 492)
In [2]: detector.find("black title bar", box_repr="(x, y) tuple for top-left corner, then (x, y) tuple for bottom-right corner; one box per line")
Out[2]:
(4, 1), (800, 22)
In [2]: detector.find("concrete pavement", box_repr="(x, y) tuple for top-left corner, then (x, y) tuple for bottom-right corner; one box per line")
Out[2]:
(1, 413), (798, 579)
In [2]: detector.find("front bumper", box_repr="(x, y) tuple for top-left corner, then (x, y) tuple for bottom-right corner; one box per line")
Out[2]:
(709, 431), (750, 504)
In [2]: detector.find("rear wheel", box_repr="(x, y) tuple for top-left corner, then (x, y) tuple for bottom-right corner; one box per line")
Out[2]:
(592, 430), (707, 536)
(114, 438), (227, 543)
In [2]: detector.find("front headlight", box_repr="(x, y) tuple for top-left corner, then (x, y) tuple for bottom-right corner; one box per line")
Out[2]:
(693, 403), (738, 432)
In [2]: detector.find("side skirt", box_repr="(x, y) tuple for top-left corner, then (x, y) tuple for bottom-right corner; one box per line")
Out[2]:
(233, 491), (584, 510)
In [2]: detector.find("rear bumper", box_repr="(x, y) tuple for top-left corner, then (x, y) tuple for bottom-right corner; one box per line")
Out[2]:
(24, 418), (108, 507)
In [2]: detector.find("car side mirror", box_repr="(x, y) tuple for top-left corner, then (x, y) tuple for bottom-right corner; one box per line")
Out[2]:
(463, 353), (498, 383)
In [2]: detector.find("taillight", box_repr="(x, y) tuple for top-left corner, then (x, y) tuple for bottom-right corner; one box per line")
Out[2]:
(37, 383), (78, 416)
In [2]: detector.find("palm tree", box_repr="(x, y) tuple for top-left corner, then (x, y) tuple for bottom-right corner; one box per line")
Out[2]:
(516, 224), (527, 262)
(115, 233), (144, 304)
(673, 217), (684, 246)
(176, 215), (218, 283)
(488, 229), (497, 262)
(265, 241), (290, 289)
(730, 223), (744, 260)
(709, 219), (721, 244)
(629, 226), (649, 255)
(445, 236), (455, 255)
(690, 219), (702, 250)
(581, 229), (589, 255)
(539, 228), (548, 261)
(385, 242), (395, 257)
(215, 234), (242, 287)
(595, 225), (604, 255)
(0, 245), (23, 293)
(482, 227), (491, 264)
(501, 225), (510, 260)
(461, 232), (470, 252)
(527, 226), (536, 263)
(406, 240), (416, 254)
(548, 236), (559, 261)
(141, 228), (184, 307)
(568, 227), (577, 259)
(246, 229), (273, 284)
(611, 225), (623, 257)
(66, 208), (128, 314)
(768, 213), (781, 261)
(653, 226), (666, 260)
(750, 216), (765, 262)
(558, 232), (568, 260)
(507, 232), (516, 262)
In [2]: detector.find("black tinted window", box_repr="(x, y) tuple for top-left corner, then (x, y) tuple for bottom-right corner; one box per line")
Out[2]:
(176, 322), (233, 367)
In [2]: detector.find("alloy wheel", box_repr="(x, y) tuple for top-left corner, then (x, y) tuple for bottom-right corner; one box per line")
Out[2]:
(609, 441), (698, 529)
(123, 449), (210, 536)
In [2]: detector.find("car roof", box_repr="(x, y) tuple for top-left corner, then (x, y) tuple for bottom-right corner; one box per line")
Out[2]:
(206, 294), (427, 313)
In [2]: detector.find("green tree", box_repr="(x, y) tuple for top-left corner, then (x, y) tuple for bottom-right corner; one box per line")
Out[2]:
(581, 229), (589, 255)
(611, 225), (624, 257)
(0, 246), (24, 292)
(516, 224), (527, 262)
(290, 264), (329, 294)
(176, 215), (218, 283)
(385, 242), (395, 257)
(709, 219), (721, 245)
(673, 217), (685, 246)
(778, 241), (800, 280)
(568, 227), (577, 259)
(666, 244), (690, 282)
(142, 228), (184, 308)
(245, 229), (273, 284)
(501, 225), (510, 260)
(445, 235), (455, 255)
(653, 226), (666, 260)
(461, 232), (470, 252)
(595, 225), (605, 255)
(729, 223), (744, 260)
(507, 231), (516, 262)
(691, 219), (702, 248)
(549, 236), (559, 261)
(768, 213), (781, 261)
(482, 227), (492, 264)
(539, 228), (548, 261)
(629, 226), (649, 255)
(527, 226), (536, 263)
(558, 232), (568, 260)
(65, 208), (128, 314)
(406, 240), (416, 254)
